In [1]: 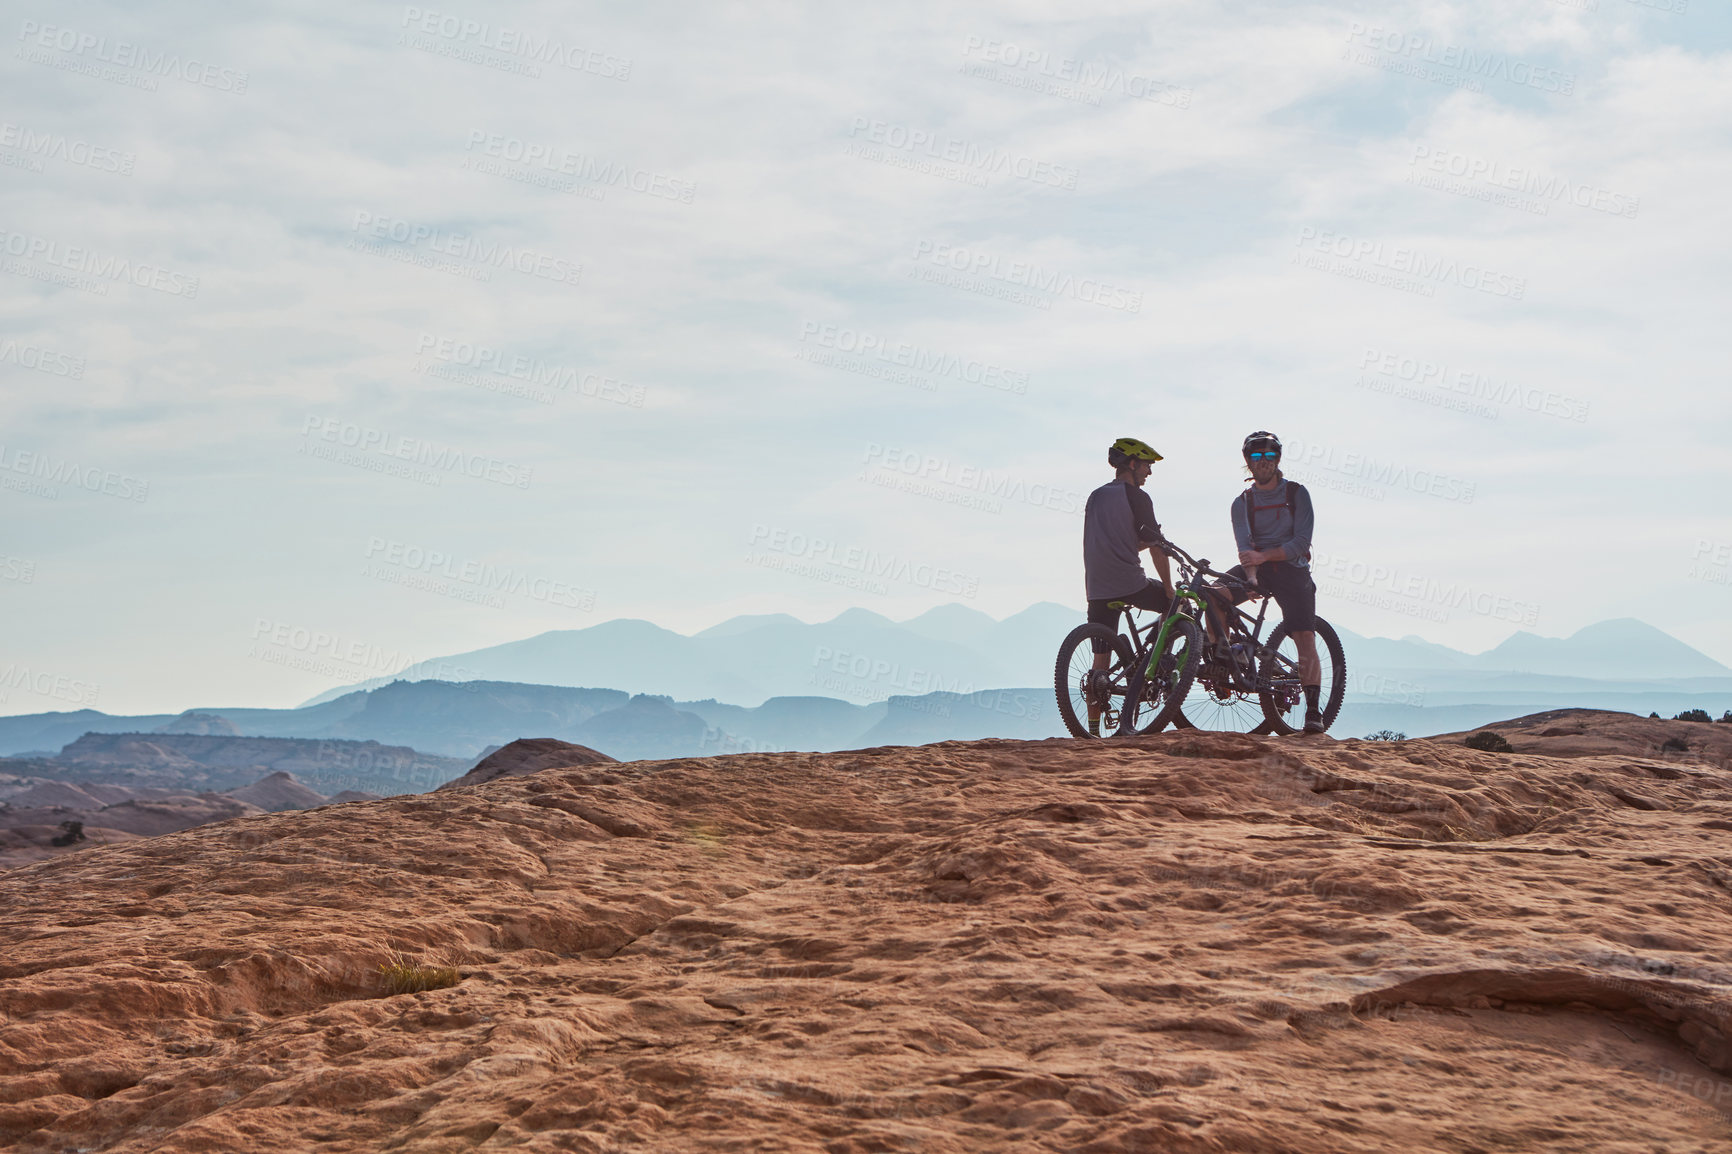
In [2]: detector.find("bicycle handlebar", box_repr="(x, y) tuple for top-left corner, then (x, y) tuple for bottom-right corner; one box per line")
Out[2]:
(1158, 538), (1239, 586)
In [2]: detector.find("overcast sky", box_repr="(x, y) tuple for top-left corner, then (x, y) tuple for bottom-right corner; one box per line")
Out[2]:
(3, 0), (1728, 716)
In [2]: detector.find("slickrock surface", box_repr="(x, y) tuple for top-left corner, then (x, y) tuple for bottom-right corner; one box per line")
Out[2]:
(1439, 708), (1732, 768)
(438, 738), (616, 791)
(223, 772), (328, 814)
(4, 731), (1732, 1152)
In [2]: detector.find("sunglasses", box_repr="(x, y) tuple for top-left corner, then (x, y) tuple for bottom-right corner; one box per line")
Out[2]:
(1247, 451), (1279, 461)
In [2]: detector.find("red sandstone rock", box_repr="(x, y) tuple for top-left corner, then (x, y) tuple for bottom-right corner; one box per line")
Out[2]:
(437, 736), (617, 791)
(2, 730), (1731, 1151)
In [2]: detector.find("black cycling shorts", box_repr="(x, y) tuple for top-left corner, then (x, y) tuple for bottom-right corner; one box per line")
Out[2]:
(1222, 561), (1316, 633)
(1086, 580), (1170, 653)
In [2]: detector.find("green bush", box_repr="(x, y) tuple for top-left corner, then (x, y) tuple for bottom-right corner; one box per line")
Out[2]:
(1464, 731), (1514, 753)
(1675, 709), (1712, 723)
(1661, 736), (1689, 753)
(1719, 711), (1732, 723)
(1364, 730), (1407, 742)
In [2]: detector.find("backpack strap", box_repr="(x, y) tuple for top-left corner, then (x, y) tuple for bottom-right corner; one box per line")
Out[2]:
(1245, 482), (1310, 561)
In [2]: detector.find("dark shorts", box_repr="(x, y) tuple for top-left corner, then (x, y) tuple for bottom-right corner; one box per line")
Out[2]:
(1086, 580), (1170, 652)
(1222, 561), (1316, 633)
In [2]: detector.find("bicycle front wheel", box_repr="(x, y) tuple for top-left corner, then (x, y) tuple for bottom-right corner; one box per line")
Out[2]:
(1117, 618), (1201, 736)
(1054, 623), (1137, 739)
(1259, 617), (1347, 735)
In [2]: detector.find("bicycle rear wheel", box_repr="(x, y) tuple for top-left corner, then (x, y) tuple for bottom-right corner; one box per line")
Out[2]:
(1259, 617), (1347, 735)
(1054, 623), (1137, 739)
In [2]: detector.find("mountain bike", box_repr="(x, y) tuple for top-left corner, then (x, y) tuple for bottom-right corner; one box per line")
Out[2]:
(1117, 541), (1346, 736)
(1054, 600), (1172, 739)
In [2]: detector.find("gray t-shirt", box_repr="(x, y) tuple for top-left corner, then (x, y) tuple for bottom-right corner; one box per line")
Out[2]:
(1083, 480), (1164, 600)
(1230, 478), (1314, 569)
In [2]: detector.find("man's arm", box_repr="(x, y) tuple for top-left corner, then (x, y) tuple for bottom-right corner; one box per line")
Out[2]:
(1148, 543), (1173, 596)
(1232, 492), (1268, 573)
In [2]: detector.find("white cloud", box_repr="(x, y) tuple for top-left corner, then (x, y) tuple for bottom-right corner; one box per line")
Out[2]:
(1, 0), (1727, 713)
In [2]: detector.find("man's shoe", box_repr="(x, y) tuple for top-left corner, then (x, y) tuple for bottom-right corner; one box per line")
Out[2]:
(1303, 710), (1326, 734)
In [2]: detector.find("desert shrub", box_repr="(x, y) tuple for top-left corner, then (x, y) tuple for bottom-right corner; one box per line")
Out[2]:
(1464, 731), (1514, 753)
(1661, 736), (1689, 753)
(1364, 730), (1407, 742)
(1650, 712), (1661, 719)
(378, 956), (461, 996)
(1675, 709), (1712, 723)
(1719, 711), (1732, 723)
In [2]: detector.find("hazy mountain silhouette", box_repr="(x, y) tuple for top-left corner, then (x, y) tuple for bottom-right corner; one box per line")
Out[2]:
(2, 612), (1725, 762)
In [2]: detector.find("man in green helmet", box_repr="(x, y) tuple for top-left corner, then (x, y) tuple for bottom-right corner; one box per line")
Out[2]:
(1080, 437), (1174, 735)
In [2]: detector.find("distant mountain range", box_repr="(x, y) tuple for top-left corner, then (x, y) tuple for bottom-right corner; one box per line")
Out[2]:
(0, 610), (1725, 763)
(0, 681), (1060, 763)
(300, 603), (1075, 708)
(300, 606), (1731, 708)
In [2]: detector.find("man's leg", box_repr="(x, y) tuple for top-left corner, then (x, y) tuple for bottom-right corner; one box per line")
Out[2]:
(1262, 564), (1325, 730)
(1085, 600), (1120, 734)
(1294, 629), (1320, 688)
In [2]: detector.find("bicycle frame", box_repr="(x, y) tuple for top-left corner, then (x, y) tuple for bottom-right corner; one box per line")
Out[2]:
(1143, 550), (1295, 694)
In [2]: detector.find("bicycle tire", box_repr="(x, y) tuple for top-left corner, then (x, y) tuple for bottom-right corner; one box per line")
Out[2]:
(1259, 616), (1347, 735)
(1167, 708), (1273, 735)
(1054, 623), (1138, 739)
(1117, 618), (1202, 736)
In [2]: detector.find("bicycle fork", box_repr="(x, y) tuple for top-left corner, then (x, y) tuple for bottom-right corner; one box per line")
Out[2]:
(1144, 593), (1204, 680)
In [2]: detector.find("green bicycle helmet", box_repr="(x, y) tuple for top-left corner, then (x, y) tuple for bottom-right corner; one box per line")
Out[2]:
(1108, 437), (1163, 468)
